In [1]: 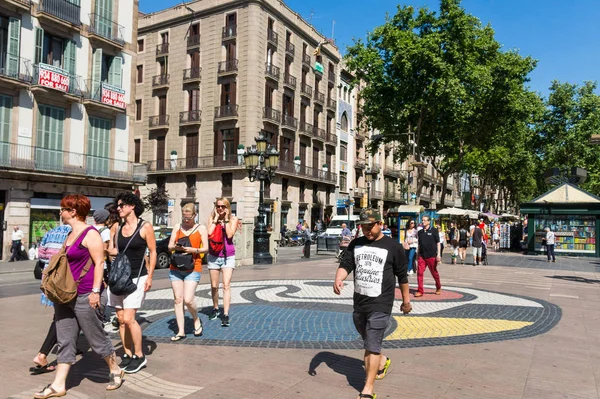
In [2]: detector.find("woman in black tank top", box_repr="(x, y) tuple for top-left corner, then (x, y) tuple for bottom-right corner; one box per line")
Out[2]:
(108, 193), (156, 374)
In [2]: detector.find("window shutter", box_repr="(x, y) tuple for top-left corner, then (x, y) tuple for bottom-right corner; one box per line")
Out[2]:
(92, 48), (102, 84)
(234, 128), (240, 151)
(214, 130), (222, 156)
(34, 27), (44, 65)
(64, 39), (76, 76)
(109, 55), (122, 87)
(7, 18), (21, 78)
(231, 81), (237, 105)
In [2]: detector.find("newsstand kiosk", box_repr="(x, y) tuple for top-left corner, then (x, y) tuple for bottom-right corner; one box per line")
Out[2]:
(520, 183), (600, 257)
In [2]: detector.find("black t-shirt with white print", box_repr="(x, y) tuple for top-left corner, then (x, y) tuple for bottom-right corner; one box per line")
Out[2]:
(339, 235), (408, 314)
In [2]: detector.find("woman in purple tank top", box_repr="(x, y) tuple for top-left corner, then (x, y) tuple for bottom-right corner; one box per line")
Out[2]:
(34, 195), (123, 399)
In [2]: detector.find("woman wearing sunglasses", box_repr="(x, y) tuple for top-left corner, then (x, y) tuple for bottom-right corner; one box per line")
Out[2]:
(207, 198), (239, 327)
(404, 219), (418, 275)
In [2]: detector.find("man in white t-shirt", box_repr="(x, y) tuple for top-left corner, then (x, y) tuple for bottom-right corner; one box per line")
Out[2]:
(9, 225), (24, 262)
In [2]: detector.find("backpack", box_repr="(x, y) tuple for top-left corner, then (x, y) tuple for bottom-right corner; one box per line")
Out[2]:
(171, 224), (200, 271)
(108, 220), (145, 296)
(459, 229), (467, 241)
(209, 223), (225, 256)
(41, 228), (93, 304)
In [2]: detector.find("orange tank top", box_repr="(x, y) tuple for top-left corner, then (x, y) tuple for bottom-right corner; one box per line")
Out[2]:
(169, 225), (203, 273)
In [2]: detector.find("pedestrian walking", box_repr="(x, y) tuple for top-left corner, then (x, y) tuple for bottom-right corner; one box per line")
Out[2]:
(108, 192), (156, 374)
(545, 227), (556, 262)
(415, 215), (442, 297)
(9, 225), (24, 262)
(403, 219), (418, 275)
(448, 222), (459, 264)
(301, 224), (312, 258)
(438, 224), (446, 263)
(207, 198), (239, 327)
(458, 224), (468, 264)
(34, 194), (123, 398)
(168, 203), (208, 340)
(333, 208), (412, 399)
(471, 224), (484, 265)
(382, 224), (392, 238)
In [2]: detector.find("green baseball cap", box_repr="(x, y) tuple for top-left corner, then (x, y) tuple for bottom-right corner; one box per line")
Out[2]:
(359, 208), (382, 224)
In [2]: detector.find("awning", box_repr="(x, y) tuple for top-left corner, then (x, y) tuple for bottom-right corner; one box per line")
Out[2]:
(395, 205), (424, 214)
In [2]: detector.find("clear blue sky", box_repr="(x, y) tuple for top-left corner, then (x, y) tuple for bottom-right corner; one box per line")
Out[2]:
(140, 0), (600, 97)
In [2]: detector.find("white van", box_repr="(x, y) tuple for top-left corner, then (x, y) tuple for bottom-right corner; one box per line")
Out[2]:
(325, 215), (361, 237)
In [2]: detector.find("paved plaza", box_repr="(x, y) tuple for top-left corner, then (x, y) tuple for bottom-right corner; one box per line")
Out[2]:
(2, 249), (600, 398)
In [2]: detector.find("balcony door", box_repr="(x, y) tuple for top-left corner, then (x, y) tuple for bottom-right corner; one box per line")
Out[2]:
(186, 133), (198, 168)
(36, 104), (65, 172)
(95, 0), (113, 39)
(214, 128), (239, 166)
(0, 95), (11, 167)
(87, 116), (111, 177)
(312, 147), (320, 177)
(156, 136), (165, 170)
(300, 142), (307, 174)
(158, 95), (167, 118)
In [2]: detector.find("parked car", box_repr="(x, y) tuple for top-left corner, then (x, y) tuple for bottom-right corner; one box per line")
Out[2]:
(154, 227), (172, 269)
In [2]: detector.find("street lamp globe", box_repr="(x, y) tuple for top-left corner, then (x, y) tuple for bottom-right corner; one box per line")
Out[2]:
(255, 132), (268, 153)
(365, 167), (373, 183)
(268, 146), (280, 171)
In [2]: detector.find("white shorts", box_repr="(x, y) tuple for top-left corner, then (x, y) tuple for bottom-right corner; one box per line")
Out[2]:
(472, 247), (482, 257)
(207, 254), (236, 270)
(108, 275), (147, 309)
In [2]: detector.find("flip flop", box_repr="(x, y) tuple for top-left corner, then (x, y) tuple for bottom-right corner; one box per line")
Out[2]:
(170, 334), (186, 341)
(194, 319), (203, 337)
(358, 393), (376, 399)
(33, 384), (66, 399)
(106, 369), (125, 391)
(375, 357), (391, 380)
(29, 364), (56, 375)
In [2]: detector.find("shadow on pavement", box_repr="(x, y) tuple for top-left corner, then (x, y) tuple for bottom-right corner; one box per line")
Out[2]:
(546, 275), (600, 284)
(308, 351), (364, 391)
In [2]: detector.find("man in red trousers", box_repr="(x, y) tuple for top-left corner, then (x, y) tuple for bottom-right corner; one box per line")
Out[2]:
(415, 215), (442, 297)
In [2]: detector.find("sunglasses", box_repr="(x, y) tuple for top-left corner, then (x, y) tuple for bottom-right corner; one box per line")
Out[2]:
(60, 207), (72, 213)
(116, 203), (128, 209)
(216, 205), (226, 209)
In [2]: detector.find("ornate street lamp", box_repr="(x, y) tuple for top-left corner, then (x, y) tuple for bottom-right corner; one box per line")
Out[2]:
(243, 131), (279, 264)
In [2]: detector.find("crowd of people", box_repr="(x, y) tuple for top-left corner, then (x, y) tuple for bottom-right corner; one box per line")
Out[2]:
(31, 193), (240, 398)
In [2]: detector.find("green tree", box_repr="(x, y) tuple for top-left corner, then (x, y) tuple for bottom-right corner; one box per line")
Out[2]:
(144, 187), (169, 215)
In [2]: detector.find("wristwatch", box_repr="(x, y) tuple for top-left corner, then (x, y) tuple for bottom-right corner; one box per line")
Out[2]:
(92, 288), (101, 294)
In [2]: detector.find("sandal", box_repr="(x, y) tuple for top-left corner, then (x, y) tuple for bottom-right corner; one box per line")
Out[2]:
(171, 334), (186, 341)
(106, 369), (125, 391)
(375, 357), (391, 380)
(194, 319), (203, 337)
(34, 384), (66, 399)
(29, 363), (56, 375)
(358, 394), (376, 399)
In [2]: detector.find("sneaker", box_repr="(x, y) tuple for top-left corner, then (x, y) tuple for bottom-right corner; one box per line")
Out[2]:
(119, 354), (132, 370)
(221, 314), (230, 327)
(209, 308), (221, 320)
(124, 355), (147, 374)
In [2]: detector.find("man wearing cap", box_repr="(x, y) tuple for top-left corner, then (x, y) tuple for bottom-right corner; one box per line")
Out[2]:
(334, 208), (411, 399)
(415, 215), (442, 297)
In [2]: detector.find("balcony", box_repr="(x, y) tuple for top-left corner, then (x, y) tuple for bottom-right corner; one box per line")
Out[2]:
(355, 129), (368, 141)
(314, 90), (325, 105)
(354, 187), (366, 197)
(149, 114), (169, 130)
(285, 41), (295, 57)
(265, 63), (280, 81)
(354, 159), (366, 169)
(312, 127), (327, 141)
(222, 24), (237, 40)
(301, 83), (312, 99)
(327, 98), (336, 111)
(263, 107), (281, 124)
(32, 64), (83, 101)
(148, 155), (243, 173)
(282, 114), (298, 131)
(179, 110), (202, 126)
(371, 188), (383, 200)
(5, 0), (31, 11)
(88, 13), (124, 48)
(37, 0), (81, 28)
(326, 132), (337, 145)
(187, 34), (201, 49)
(299, 121), (313, 138)
(83, 80), (126, 112)
(371, 165), (381, 175)
(214, 104), (239, 120)
(384, 166), (402, 178)
(0, 53), (32, 87)
(283, 73), (296, 89)
(302, 53), (311, 67)
(182, 67), (201, 83)
(384, 189), (401, 202)
(328, 70), (336, 83)
(277, 160), (337, 184)
(218, 59), (238, 75)
(156, 43), (169, 57)
(152, 74), (169, 89)
(267, 29), (278, 46)
(0, 141), (146, 183)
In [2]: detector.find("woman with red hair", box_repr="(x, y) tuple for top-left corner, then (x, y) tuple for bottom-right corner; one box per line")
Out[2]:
(34, 194), (122, 399)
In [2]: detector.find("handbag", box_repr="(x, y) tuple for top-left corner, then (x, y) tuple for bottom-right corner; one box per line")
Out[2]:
(171, 224), (200, 271)
(34, 259), (44, 280)
(541, 238), (547, 246)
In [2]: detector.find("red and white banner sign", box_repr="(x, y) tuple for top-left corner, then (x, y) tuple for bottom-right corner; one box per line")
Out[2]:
(37, 63), (70, 93)
(101, 82), (126, 109)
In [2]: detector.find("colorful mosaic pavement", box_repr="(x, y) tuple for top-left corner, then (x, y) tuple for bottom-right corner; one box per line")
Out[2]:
(126, 280), (561, 349)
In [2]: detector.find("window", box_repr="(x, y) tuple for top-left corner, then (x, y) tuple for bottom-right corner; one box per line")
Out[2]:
(340, 143), (347, 162)
(92, 48), (122, 87)
(222, 173), (233, 197)
(36, 104), (65, 170)
(300, 181), (305, 202)
(87, 116), (111, 177)
(186, 133), (198, 167)
(264, 130), (277, 149)
(34, 27), (77, 76)
(340, 112), (349, 132)
(137, 65), (143, 83)
(214, 128), (239, 166)
(265, 83), (274, 108)
(280, 136), (293, 162)
(221, 82), (236, 106)
(135, 99), (142, 121)
(161, 31), (169, 44)
(283, 94), (293, 117)
(137, 38), (144, 52)
(190, 23), (199, 37)
(188, 89), (200, 111)
(340, 172), (347, 192)
(0, 95), (12, 162)
(156, 136), (165, 170)
(134, 139), (140, 163)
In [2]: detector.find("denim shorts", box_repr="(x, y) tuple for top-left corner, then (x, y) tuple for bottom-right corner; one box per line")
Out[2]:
(169, 269), (202, 283)
(207, 254), (236, 270)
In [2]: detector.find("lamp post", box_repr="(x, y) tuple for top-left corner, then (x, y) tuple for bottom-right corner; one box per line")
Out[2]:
(243, 131), (279, 264)
(365, 166), (373, 207)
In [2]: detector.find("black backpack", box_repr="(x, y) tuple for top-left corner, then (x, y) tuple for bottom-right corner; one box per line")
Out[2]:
(108, 220), (145, 296)
(459, 229), (467, 241)
(171, 224), (199, 271)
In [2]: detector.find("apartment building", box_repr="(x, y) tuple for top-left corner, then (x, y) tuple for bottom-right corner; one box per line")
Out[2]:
(0, 0), (141, 259)
(136, 0), (341, 234)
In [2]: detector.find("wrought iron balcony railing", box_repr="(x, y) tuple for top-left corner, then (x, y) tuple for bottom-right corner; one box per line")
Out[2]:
(301, 83), (312, 97)
(265, 63), (280, 80)
(39, 0), (81, 26)
(263, 107), (281, 123)
(0, 53), (32, 83)
(149, 114), (169, 128)
(179, 110), (201, 124)
(314, 90), (325, 104)
(283, 73), (296, 88)
(302, 53), (311, 66)
(313, 127), (327, 141)
(277, 160), (337, 184)
(299, 121), (313, 137)
(285, 41), (295, 56)
(282, 114), (298, 130)
(148, 154), (243, 172)
(187, 34), (200, 48)
(0, 141), (146, 182)
(33, 64), (83, 97)
(83, 79), (126, 110)
(152, 74), (169, 88)
(218, 59), (238, 74)
(327, 98), (336, 110)
(328, 70), (336, 83)
(89, 13), (124, 45)
(267, 29), (278, 46)
(183, 67), (201, 82)
(214, 104), (238, 119)
(156, 43), (169, 56)
(223, 24), (237, 40)
(326, 132), (337, 144)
